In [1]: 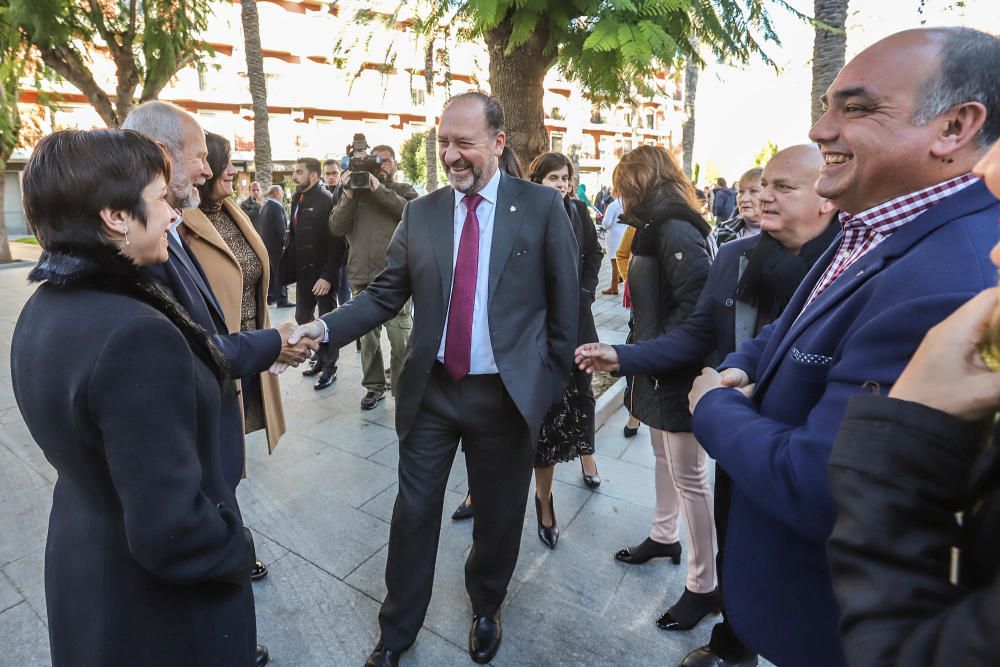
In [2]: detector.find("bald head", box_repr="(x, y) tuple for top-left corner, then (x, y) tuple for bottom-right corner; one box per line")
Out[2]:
(809, 27), (1000, 215)
(124, 101), (210, 209)
(759, 144), (835, 253)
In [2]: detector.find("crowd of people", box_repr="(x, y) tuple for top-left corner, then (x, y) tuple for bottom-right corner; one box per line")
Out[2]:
(8, 24), (1000, 667)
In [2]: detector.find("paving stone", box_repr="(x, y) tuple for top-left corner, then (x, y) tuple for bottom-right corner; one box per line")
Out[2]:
(0, 572), (23, 615)
(0, 601), (50, 667)
(1, 549), (45, 627)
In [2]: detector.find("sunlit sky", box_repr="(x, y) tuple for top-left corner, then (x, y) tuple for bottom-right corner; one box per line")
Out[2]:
(692, 0), (1000, 182)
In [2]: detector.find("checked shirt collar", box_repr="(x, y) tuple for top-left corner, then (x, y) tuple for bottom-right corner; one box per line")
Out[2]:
(802, 172), (979, 309)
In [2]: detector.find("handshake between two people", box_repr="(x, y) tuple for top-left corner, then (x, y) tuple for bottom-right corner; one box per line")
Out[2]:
(573, 343), (754, 414)
(268, 321), (329, 375)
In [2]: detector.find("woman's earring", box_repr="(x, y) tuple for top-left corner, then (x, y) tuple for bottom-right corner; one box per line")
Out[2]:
(121, 224), (130, 246)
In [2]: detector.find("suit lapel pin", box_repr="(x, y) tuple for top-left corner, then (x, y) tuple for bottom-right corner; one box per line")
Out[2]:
(510, 205), (517, 212)
(674, 252), (683, 260)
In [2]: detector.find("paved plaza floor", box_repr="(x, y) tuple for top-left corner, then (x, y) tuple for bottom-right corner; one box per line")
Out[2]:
(0, 251), (755, 666)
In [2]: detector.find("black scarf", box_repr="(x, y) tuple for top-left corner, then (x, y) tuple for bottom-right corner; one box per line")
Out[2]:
(29, 244), (231, 388)
(622, 187), (712, 257)
(734, 220), (840, 324)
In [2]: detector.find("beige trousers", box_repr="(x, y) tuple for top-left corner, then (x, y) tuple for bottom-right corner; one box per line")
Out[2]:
(353, 285), (412, 396)
(648, 428), (718, 594)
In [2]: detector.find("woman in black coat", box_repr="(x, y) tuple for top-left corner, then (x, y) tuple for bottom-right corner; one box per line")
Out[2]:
(827, 134), (1000, 667)
(610, 145), (720, 632)
(11, 129), (256, 666)
(450, 151), (604, 549)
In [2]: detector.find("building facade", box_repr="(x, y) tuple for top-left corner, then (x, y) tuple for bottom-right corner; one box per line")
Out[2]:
(7, 0), (683, 234)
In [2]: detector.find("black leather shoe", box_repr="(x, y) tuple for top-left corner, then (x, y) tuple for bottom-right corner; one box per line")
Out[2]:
(624, 424), (639, 438)
(681, 645), (759, 667)
(365, 640), (403, 667)
(452, 495), (473, 521)
(361, 390), (385, 410)
(256, 644), (270, 666)
(314, 370), (336, 390)
(250, 559), (268, 581)
(614, 537), (681, 564)
(535, 493), (559, 549)
(657, 587), (721, 631)
(275, 300), (295, 308)
(469, 614), (502, 664)
(301, 361), (322, 377)
(581, 459), (601, 489)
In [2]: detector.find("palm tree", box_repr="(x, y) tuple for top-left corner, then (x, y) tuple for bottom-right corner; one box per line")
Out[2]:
(811, 0), (849, 125)
(681, 46), (700, 180)
(241, 0), (273, 188)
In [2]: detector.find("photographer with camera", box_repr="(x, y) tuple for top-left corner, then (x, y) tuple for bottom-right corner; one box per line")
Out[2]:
(285, 157), (347, 390)
(330, 138), (418, 410)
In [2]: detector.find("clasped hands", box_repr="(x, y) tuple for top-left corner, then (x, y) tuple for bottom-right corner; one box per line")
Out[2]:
(268, 322), (322, 375)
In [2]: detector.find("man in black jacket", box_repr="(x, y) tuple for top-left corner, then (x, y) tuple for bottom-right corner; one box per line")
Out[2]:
(288, 157), (347, 390)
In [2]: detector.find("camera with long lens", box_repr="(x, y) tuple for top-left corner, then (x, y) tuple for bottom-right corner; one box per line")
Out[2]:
(339, 133), (382, 190)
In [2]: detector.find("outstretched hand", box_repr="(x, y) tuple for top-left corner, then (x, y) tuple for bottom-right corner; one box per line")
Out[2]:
(574, 343), (620, 373)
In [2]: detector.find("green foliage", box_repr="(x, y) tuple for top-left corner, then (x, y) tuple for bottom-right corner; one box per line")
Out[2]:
(400, 130), (445, 186)
(446, 0), (790, 102)
(5, 0), (214, 126)
(754, 139), (779, 166)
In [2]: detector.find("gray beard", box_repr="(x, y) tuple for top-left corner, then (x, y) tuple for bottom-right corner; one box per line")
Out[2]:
(170, 179), (200, 210)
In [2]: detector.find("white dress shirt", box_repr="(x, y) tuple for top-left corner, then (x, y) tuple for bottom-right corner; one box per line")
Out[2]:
(436, 168), (502, 374)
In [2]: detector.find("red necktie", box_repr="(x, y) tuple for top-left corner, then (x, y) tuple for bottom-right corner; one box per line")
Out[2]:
(444, 193), (484, 382)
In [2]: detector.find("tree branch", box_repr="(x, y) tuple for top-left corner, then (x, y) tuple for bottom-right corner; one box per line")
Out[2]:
(36, 43), (117, 126)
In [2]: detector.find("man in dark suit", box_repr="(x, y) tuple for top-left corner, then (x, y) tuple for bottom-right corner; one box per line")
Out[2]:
(684, 28), (1000, 667)
(257, 185), (293, 308)
(290, 92), (580, 666)
(286, 157), (346, 390)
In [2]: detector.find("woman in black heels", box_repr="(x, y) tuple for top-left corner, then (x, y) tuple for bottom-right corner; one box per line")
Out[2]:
(526, 152), (605, 549)
(451, 152), (603, 547)
(609, 146), (720, 632)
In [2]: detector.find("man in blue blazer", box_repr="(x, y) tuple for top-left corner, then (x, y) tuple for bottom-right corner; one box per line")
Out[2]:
(686, 28), (1000, 667)
(576, 144), (839, 667)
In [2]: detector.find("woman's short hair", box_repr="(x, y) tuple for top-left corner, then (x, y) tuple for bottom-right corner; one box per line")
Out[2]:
(738, 167), (764, 188)
(22, 129), (170, 250)
(527, 151), (573, 184)
(613, 145), (698, 212)
(197, 132), (231, 204)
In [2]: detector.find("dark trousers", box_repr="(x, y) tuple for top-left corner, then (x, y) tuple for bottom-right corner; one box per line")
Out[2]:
(379, 364), (534, 651)
(709, 465), (756, 661)
(267, 258), (288, 304)
(295, 283), (339, 372)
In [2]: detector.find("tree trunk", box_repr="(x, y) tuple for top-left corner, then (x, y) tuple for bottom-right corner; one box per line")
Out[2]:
(484, 14), (555, 167)
(811, 0), (849, 125)
(423, 35), (438, 191)
(241, 0), (273, 188)
(681, 50), (699, 181)
(0, 77), (18, 263)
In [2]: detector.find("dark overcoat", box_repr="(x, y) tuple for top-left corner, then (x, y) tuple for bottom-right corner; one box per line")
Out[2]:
(11, 251), (256, 667)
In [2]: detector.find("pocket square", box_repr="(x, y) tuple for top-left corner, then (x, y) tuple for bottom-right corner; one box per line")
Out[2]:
(790, 347), (833, 366)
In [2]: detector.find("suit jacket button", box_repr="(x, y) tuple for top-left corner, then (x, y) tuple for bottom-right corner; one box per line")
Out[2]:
(725, 298), (734, 307)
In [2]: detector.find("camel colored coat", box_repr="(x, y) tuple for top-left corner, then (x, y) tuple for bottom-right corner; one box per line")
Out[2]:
(181, 197), (286, 455)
